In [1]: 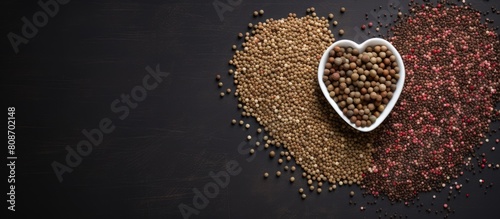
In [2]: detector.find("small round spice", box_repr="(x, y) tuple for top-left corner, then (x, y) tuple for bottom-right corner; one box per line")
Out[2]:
(333, 20), (338, 26)
(226, 88), (231, 93)
(247, 135), (252, 140)
(340, 7), (346, 13)
(220, 92), (225, 97)
(350, 191), (355, 197)
(253, 11), (259, 17)
(216, 74), (221, 80)
(276, 171), (281, 177)
(290, 176), (295, 182)
(245, 124), (250, 129)
(218, 82), (223, 87)
(264, 172), (269, 178)
(259, 9), (264, 15)
(231, 119), (236, 124)
(301, 194), (306, 199)
(249, 148), (255, 154)
(339, 29), (345, 35)
(328, 13), (334, 19)
(232, 45), (237, 50)
(299, 188), (304, 193)
(239, 120), (244, 125)
(269, 150), (276, 158)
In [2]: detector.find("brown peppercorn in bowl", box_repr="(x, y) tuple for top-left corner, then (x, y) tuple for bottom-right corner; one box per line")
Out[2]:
(318, 38), (405, 132)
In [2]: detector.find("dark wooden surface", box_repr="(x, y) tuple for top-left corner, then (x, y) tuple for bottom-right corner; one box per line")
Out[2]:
(2, 0), (500, 218)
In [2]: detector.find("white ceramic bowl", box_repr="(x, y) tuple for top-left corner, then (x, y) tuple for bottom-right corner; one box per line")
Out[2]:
(318, 38), (405, 132)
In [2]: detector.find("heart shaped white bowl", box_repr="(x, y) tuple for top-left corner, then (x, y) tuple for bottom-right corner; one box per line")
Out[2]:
(318, 38), (405, 132)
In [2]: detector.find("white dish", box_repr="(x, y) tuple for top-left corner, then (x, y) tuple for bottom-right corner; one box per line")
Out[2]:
(317, 38), (405, 132)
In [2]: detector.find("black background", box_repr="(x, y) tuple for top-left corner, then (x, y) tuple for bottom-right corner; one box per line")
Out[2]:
(2, 0), (500, 218)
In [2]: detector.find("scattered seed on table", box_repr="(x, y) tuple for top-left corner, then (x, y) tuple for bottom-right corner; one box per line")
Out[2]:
(226, 88), (231, 93)
(299, 188), (304, 193)
(340, 7), (346, 13)
(239, 120), (244, 125)
(317, 188), (322, 193)
(259, 9), (264, 15)
(218, 82), (223, 87)
(264, 172), (269, 178)
(216, 75), (221, 80)
(249, 148), (255, 154)
(301, 194), (307, 199)
(253, 11), (259, 17)
(232, 45), (237, 50)
(220, 92), (225, 97)
(333, 20), (338, 26)
(269, 151), (276, 158)
(350, 191), (355, 197)
(245, 124), (250, 129)
(276, 171), (281, 177)
(231, 119), (236, 124)
(290, 176), (295, 182)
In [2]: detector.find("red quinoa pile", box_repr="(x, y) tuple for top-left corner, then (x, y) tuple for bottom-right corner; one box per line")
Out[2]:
(363, 2), (500, 200)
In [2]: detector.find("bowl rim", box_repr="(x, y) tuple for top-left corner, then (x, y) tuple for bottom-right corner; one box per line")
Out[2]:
(317, 38), (405, 132)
